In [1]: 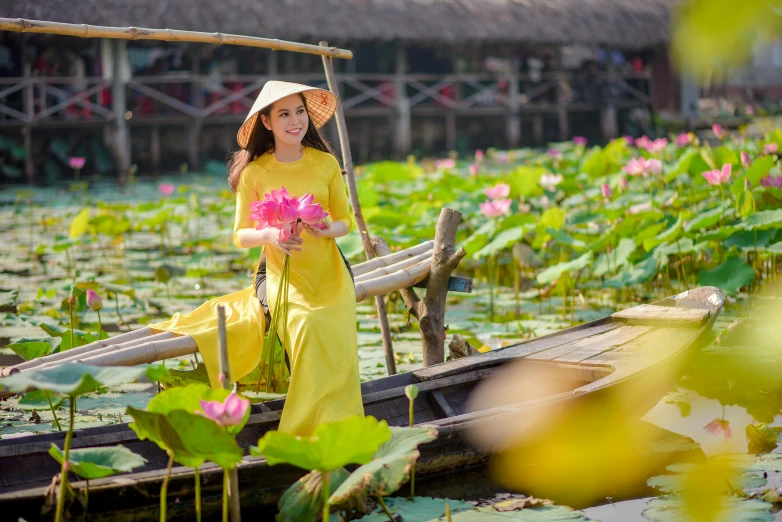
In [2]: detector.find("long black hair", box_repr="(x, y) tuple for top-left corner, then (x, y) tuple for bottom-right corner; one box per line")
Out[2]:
(227, 93), (335, 193)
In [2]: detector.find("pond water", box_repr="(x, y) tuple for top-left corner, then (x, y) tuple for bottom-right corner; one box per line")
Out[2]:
(1, 179), (781, 520)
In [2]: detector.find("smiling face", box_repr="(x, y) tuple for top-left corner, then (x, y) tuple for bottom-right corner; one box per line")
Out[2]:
(260, 94), (310, 148)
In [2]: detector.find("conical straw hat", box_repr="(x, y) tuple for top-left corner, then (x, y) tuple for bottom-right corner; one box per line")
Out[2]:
(237, 80), (337, 149)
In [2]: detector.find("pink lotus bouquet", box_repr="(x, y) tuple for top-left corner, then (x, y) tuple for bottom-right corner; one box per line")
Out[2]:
(249, 187), (328, 242)
(249, 187), (328, 392)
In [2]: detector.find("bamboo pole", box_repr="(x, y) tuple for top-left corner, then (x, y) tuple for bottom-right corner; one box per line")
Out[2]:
(352, 241), (433, 277)
(0, 18), (352, 59)
(355, 259), (431, 303)
(355, 250), (432, 283)
(0, 327), (154, 377)
(320, 41), (396, 375)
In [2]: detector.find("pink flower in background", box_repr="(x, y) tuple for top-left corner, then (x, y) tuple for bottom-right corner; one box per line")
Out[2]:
(638, 137), (667, 154)
(712, 124), (726, 139)
(634, 136), (652, 151)
(158, 183), (175, 196)
(547, 149), (563, 159)
(435, 159), (456, 170)
(199, 392), (249, 427)
(622, 135), (635, 146)
(469, 163), (479, 176)
(484, 182), (510, 199)
(704, 418), (731, 438)
(572, 136), (588, 146)
(479, 198), (512, 218)
(676, 133), (691, 147)
(646, 159), (663, 176)
(620, 177), (629, 189)
(494, 152), (510, 164)
(475, 149), (485, 162)
(741, 151), (752, 167)
(745, 105), (755, 116)
(761, 175), (782, 188)
(601, 184), (613, 199)
(68, 157), (86, 170)
(763, 143), (778, 155)
(702, 164), (732, 186)
(85, 290), (103, 312)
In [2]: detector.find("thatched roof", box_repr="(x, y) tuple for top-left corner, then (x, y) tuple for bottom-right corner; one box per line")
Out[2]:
(1, 0), (676, 49)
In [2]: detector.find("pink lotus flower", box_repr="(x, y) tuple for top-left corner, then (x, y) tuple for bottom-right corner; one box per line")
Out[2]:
(622, 135), (635, 146)
(712, 124), (726, 139)
(741, 151), (752, 168)
(494, 152), (509, 164)
(704, 418), (731, 438)
(547, 149), (563, 159)
(620, 177), (629, 189)
(676, 133), (691, 147)
(761, 175), (782, 188)
(484, 183), (510, 199)
(601, 184), (613, 199)
(638, 137), (668, 154)
(702, 163), (732, 186)
(624, 157), (661, 177)
(572, 136), (588, 146)
(475, 149), (485, 162)
(268, 187), (292, 205)
(540, 173), (563, 191)
(469, 163), (479, 176)
(158, 184), (175, 196)
(296, 194), (329, 228)
(764, 143), (778, 155)
(479, 198), (512, 218)
(85, 289), (103, 312)
(435, 159), (456, 170)
(646, 159), (663, 176)
(69, 157), (86, 170)
(199, 392), (249, 427)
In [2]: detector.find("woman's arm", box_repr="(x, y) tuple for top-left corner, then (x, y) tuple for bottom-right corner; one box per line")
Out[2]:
(312, 161), (353, 239)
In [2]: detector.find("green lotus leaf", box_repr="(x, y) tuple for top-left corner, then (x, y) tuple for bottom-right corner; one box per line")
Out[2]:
(146, 383), (249, 436)
(277, 468), (351, 522)
(536, 252), (593, 285)
(126, 406), (242, 469)
(7, 338), (61, 361)
(251, 415), (391, 472)
(642, 496), (773, 522)
(592, 238), (636, 277)
(697, 257), (755, 295)
(49, 444), (147, 480)
(353, 496), (474, 522)
(17, 390), (63, 411)
(742, 209), (782, 230)
(474, 225), (534, 259)
(330, 427), (437, 504)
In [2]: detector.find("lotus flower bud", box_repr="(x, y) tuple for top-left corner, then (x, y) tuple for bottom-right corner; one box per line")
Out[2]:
(85, 289), (103, 311)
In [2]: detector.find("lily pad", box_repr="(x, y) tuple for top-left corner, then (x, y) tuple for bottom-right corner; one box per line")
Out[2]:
(697, 257), (755, 295)
(330, 427), (438, 504)
(354, 496), (475, 522)
(17, 390), (63, 411)
(642, 496), (773, 522)
(49, 444), (147, 479)
(252, 415), (391, 472)
(536, 252), (593, 285)
(7, 337), (61, 361)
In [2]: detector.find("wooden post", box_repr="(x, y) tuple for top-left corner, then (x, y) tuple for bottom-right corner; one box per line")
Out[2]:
(600, 58), (618, 141)
(533, 114), (544, 146)
(21, 34), (34, 184)
(445, 112), (456, 152)
(555, 68), (569, 141)
(150, 126), (161, 171)
(320, 41), (397, 376)
(189, 46), (203, 170)
(111, 39), (131, 173)
(395, 43), (411, 157)
(374, 209), (466, 367)
(506, 66), (521, 149)
(216, 306), (242, 522)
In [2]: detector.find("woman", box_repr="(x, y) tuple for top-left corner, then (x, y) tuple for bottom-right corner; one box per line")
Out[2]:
(150, 81), (363, 436)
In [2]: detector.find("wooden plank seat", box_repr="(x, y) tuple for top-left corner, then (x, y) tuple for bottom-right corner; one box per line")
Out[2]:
(1, 240), (473, 377)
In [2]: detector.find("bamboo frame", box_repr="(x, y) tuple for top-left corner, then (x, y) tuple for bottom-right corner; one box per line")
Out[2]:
(0, 18), (352, 59)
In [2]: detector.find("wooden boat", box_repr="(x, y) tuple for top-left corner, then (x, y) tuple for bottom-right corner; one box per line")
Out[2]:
(0, 286), (724, 521)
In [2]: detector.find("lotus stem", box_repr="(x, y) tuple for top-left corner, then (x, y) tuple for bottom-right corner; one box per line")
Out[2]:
(69, 286), (75, 350)
(446, 503), (452, 522)
(45, 390), (62, 431)
(408, 390), (416, 500)
(222, 468), (229, 522)
(195, 467), (201, 522)
(54, 395), (76, 522)
(321, 470), (330, 522)
(377, 495), (395, 522)
(96, 310), (102, 339)
(161, 452), (174, 522)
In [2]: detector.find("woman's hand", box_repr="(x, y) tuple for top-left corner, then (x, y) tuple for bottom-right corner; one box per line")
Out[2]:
(303, 219), (332, 239)
(265, 227), (303, 255)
